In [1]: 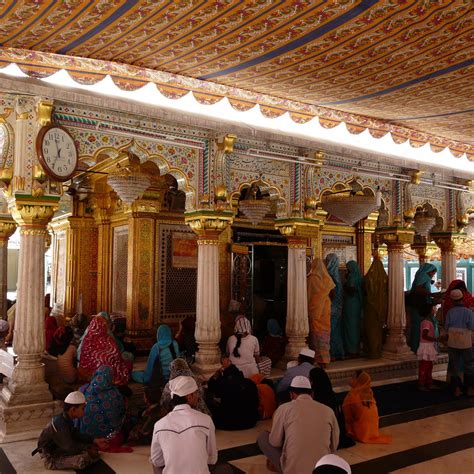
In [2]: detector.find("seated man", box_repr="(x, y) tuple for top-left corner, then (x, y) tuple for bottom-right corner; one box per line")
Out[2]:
(276, 348), (316, 402)
(35, 391), (108, 470)
(151, 375), (231, 473)
(258, 376), (339, 474)
(207, 357), (259, 430)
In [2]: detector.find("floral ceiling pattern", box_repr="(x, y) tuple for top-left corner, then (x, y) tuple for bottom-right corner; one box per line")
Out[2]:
(0, 0), (472, 158)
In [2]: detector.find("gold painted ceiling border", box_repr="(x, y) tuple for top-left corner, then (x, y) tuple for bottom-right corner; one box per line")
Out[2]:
(0, 47), (472, 160)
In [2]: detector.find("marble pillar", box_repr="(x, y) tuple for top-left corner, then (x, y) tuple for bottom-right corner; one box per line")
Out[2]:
(376, 227), (415, 361)
(194, 239), (221, 373)
(185, 209), (234, 377)
(0, 218), (16, 320)
(441, 249), (457, 287)
(0, 201), (60, 442)
(432, 232), (465, 288)
(275, 217), (323, 364)
(284, 239), (310, 360)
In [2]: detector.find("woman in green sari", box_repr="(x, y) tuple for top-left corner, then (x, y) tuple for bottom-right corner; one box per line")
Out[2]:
(343, 260), (364, 356)
(407, 263), (437, 353)
(362, 259), (388, 358)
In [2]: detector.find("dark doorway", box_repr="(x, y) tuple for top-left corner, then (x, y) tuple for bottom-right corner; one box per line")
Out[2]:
(252, 244), (287, 340)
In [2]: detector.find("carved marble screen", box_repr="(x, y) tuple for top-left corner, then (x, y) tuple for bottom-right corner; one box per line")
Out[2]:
(112, 225), (128, 316)
(52, 231), (67, 308)
(157, 223), (197, 323)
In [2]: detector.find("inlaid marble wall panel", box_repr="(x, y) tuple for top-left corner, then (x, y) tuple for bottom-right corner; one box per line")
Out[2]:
(112, 225), (128, 316)
(156, 223), (197, 323)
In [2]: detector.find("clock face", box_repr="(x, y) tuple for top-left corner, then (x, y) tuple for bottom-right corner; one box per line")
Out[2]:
(37, 125), (78, 181)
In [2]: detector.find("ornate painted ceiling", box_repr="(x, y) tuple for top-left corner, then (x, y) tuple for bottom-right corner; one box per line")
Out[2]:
(0, 0), (473, 158)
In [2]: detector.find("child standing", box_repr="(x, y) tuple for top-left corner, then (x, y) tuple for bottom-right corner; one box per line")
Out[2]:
(417, 303), (438, 390)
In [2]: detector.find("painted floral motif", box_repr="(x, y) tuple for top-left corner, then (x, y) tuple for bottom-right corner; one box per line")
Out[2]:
(0, 0), (471, 157)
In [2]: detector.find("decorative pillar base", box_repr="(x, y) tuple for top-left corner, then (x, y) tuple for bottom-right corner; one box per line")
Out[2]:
(0, 397), (61, 443)
(278, 335), (308, 368)
(382, 330), (416, 361)
(192, 345), (222, 378)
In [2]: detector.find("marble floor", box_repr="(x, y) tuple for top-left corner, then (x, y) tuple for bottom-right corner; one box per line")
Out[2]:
(1, 402), (472, 473)
(0, 362), (471, 474)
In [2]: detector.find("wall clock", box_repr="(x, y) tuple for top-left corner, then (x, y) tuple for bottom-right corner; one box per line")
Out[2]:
(36, 124), (78, 181)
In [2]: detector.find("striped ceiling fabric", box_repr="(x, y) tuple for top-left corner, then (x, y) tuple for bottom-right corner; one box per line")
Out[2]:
(0, 0), (473, 157)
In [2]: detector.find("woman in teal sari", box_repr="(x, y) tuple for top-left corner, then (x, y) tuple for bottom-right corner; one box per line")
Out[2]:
(343, 260), (364, 356)
(325, 253), (345, 360)
(407, 263), (437, 353)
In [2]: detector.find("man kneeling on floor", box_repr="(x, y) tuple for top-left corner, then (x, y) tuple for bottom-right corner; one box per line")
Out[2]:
(258, 375), (340, 473)
(150, 375), (231, 474)
(34, 391), (108, 470)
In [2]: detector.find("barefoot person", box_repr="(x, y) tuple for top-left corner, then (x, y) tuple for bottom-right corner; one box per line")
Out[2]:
(35, 391), (108, 470)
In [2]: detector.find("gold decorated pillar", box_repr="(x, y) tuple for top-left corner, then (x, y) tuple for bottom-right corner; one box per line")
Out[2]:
(376, 227), (415, 360)
(185, 209), (234, 376)
(0, 217), (16, 320)
(91, 190), (116, 313)
(356, 212), (378, 274)
(0, 197), (60, 442)
(125, 199), (160, 350)
(275, 217), (322, 362)
(432, 232), (465, 287)
(50, 199), (98, 320)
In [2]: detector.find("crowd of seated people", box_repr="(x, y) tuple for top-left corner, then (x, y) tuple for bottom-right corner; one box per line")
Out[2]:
(27, 280), (473, 472)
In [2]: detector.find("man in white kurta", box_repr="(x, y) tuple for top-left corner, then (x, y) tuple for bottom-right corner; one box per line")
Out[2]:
(258, 375), (339, 473)
(150, 376), (217, 474)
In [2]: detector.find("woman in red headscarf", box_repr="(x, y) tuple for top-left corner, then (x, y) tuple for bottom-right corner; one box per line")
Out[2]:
(78, 315), (131, 385)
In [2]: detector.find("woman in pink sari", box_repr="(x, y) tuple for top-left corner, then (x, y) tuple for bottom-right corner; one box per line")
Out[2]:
(78, 316), (131, 385)
(307, 258), (336, 366)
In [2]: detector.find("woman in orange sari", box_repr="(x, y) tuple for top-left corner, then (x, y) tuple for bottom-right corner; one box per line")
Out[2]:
(342, 371), (391, 444)
(307, 258), (335, 366)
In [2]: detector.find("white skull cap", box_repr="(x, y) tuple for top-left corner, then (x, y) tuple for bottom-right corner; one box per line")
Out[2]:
(170, 375), (198, 397)
(315, 454), (351, 473)
(64, 391), (86, 404)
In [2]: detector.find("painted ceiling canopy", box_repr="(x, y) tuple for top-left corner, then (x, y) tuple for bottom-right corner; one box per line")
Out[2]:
(0, 0), (472, 158)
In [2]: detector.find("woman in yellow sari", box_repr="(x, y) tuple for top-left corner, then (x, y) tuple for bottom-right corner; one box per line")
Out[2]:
(307, 258), (335, 366)
(342, 371), (392, 444)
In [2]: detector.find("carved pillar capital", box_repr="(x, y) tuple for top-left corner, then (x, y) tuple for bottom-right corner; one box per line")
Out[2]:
(431, 232), (465, 253)
(0, 217), (17, 240)
(123, 198), (161, 218)
(275, 217), (322, 239)
(375, 226), (415, 249)
(185, 209), (234, 240)
(8, 197), (59, 228)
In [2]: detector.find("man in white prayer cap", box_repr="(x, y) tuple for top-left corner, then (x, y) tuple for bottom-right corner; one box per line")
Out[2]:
(276, 347), (316, 402)
(150, 375), (231, 474)
(258, 375), (339, 474)
(34, 391), (108, 470)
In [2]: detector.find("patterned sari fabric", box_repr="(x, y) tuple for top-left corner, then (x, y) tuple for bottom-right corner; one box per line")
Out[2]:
(78, 316), (131, 385)
(307, 258), (335, 365)
(407, 263), (437, 352)
(79, 366), (126, 439)
(343, 260), (364, 355)
(362, 259), (388, 359)
(325, 253), (345, 360)
(342, 371), (391, 444)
